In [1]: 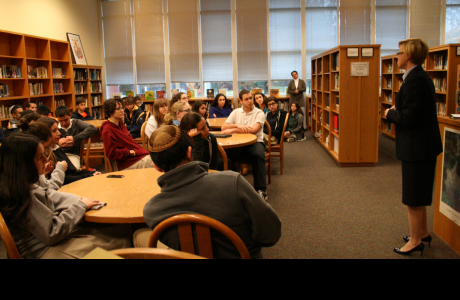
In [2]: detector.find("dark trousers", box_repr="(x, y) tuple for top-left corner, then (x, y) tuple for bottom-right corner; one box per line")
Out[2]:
(225, 142), (267, 192)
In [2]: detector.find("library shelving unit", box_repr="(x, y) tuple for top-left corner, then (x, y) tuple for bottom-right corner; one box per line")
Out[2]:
(0, 30), (74, 129)
(311, 45), (381, 167)
(426, 44), (460, 120)
(73, 64), (104, 120)
(380, 54), (399, 139)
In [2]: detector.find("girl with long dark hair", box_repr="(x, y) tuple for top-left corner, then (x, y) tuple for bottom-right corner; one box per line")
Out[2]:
(209, 94), (232, 118)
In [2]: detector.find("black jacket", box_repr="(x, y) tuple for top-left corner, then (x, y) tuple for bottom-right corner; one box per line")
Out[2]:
(53, 147), (95, 185)
(264, 109), (287, 142)
(191, 133), (219, 170)
(71, 110), (94, 121)
(124, 106), (146, 139)
(386, 65), (443, 161)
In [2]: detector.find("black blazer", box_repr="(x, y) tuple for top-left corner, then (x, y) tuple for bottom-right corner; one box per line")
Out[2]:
(386, 65), (442, 161)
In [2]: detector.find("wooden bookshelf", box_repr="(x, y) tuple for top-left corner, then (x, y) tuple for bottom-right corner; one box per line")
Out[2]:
(380, 54), (398, 139)
(73, 64), (104, 120)
(0, 29), (75, 128)
(426, 44), (460, 119)
(311, 45), (381, 167)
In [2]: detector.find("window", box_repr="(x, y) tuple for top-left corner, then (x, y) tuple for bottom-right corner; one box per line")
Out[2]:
(409, 0), (442, 47)
(137, 84), (166, 97)
(339, 0), (372, 45)
(236, 0), (269, 94)
(201, 0), (233, 97)
(270, 0), (301, 95)
(107, 85), (136, 98)
(376, 0), (408, 58)
(446, 0), (460, 44)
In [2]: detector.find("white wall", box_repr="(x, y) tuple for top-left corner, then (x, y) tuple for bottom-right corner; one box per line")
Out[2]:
(0, 0), (102, 66)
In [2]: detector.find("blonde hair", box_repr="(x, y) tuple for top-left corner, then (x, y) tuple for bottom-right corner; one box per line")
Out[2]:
(164, 101), (188, 125)
(399, 38), (429, 66)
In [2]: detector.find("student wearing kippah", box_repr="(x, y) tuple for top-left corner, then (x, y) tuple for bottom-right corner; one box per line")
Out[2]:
(137, 125), (282, 259)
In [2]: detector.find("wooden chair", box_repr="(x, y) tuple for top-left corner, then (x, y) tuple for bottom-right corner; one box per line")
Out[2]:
(140, 122), (149, 150)
(0, 212), (21, 259)
(271, 114), (289, 175)
(81, 139), (107, 173)
(110, 248), (206, 260)
(217, 143), (228, 171)
(134, 112), (150, 146)
(148, 214), (251, 259)
(102, 142), (119, 172)
(79, 138), (91, 171)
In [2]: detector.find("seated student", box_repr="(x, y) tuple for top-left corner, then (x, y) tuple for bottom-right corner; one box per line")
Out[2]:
(32, 118), (101, 185)
(170, 92), (189, 109)
(26, 101), (38, 112)
(192, 100), (210, 129)
(20, 109), (38, 119)
(55, 106), (98, 170)
(264, 97), (287, 144)
(163, 101), (190, 126)
(17, 112), (41, 131)
(145, 99), (168, 139)
(37, 105), (53, 118)
(254, 92), (269, 114)
(134, 96), (145, 112)
(138, 126), (282, 259)
(0, 134), (131, 259)
(123, 97), (146, 139)
(101, 98), (154, 170)
(180, 112), (227, 171)
(284, 102), (306, 143)
(209, 94), (232, 119)
(71, 98), (94, 121)
(9, 105), (23, 129)
(222, 90), (268, 201)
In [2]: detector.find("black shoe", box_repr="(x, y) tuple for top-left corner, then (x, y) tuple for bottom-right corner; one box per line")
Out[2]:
(394, 243), (424, 257)
(403, 235), (432, 247)
(258, 190), (268, 202)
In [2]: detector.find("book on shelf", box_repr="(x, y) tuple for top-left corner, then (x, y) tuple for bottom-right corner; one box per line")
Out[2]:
(92, 107), (102, 120)
(28, 66), (48, 79)
(336, 96), (339, 111)
(385, 93), (392, 103)
(0, 65), (21, 78)
(388, 64), (393, 73)
(333, 115), (339, 134)
(436, 101), (447, 116)
(171, 89), (180, 97)
(313, 92), (316, 103)
(145, 91), (155, 101)
(325, 111), (330, 127)
(74, 69), (88, 80)
(145, 104), (153, 113)
(270, 89), (279, 98)
(332, 54), (340, 71)
(75, 82), (86, 94)
(92, 95), (101, 106)
(111, 93), (122, 100)
(54, 98), (65, 109)
(125, 91), (134, 98)
(433, 54), (448, 70)
(1, 105), (13, 119)
(52, 68), (65, 78)
(334, 74), (339, 90)
(450, 114), (460, 120)
(387, 78), (392, 89)
(156, 91), (166, 100)
(0, 84), (10, 98)
(53, 82), (64, 94)
(251, 89), (262, 95)
(186, 89), (193, 99)
(433, 78), (447, 93)
(218, 89), (227, 96)
(29, 83), (44, 95)
(326, 94), (330, 108)
(90, 82), (102, 93)
(207, 89), (215, 99)
(90, 70), (101, 80)
(333, 136), (339, 154)
(319, 108), (323, 123)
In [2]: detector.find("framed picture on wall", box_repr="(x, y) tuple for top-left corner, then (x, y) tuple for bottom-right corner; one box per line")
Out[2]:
(67, 33), (87, 65)
(347, 48), (359, 58)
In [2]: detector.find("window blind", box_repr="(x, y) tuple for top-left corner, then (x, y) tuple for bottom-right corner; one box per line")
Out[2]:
(339, 0), (371, 45)
(409, 0), (442, 47)
(446, 0), (460, 43)
(305, 0), (338, 80)
(168, 0), (200, 83)
(101, 0), (134, 85)
(270, 0), (302, 81)
(236, 0), (269, 81)
(201, 0), (232, 82)
(134, 0), (165, 85)
(376, 0), (407, 58)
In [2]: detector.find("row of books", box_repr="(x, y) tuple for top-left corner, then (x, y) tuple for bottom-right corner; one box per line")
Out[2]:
(334, 74), (339, 90)
(332, 54), (340, 71)
(90, 82), (102, 93)
(433, 54), (448, 70)
(92, 95), (102, 106)
(52, 68), (66, 79)
(74, 69), (88, 80)
(27, 66), (47, 79)
(0, 105), (12, 120)
(55, 98), (66, 109)
(433, 77), (447, 93)
(1, 65), (21, 78)
(145, 91), (166, 101)
(53, 83), (65, 94)
(90, 70), (101, 80)
(436, 101), (447, 116)
(29, 83), (44, 95)
(75, 82), (86, 94)
(0, 84), (10, 98)
(92, 107), (102, 119)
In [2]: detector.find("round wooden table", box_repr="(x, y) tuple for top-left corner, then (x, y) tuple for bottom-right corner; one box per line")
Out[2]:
(213, 132), (257, 149)
(85, 119), (105, 129)
(207, 118), (227, 130)
(59, 169), (162, 224)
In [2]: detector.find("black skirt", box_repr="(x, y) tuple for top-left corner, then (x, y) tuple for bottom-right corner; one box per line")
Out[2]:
(402, 158), (437, 207)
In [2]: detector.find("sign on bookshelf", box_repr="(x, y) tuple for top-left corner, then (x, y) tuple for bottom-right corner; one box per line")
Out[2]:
(347, 48), (359, 58)
(362, 48), (374, 57)
(351, 62), (369, 77)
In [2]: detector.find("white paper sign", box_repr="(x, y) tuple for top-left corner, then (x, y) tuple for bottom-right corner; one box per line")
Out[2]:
(351, 62), (369, 77)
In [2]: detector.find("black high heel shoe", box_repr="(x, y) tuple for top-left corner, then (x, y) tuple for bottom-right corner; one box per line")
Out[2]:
(394, 243), (425, 257)
(403, 235), (432, 247)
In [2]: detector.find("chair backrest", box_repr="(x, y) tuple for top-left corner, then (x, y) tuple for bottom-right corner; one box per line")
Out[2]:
(279, 112), (289, 148)
(148, 214), (251, 259)
(140, 122), (148, 150)
(264, 120), (272, 154)
(110, 248), (206, 259)
(102, 142), (118, 172)
(0, 212), (21, 259)
(217, 144), (228, 171)
(79, 138), (91, 170)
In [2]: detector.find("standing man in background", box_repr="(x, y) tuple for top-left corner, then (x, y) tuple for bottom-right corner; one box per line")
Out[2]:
(287, 71), (307, 129)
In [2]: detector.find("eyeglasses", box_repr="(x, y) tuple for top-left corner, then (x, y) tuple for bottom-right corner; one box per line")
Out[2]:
(268, 103), (277, 107)
(396, 52), (404, 56)
(181, 109), (190, 112)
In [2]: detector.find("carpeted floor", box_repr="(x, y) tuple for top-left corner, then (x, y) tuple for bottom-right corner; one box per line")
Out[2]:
(1, 133), (459, 259)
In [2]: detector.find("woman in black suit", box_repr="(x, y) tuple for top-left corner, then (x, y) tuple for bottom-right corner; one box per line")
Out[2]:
(386, 38), (443, 256)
